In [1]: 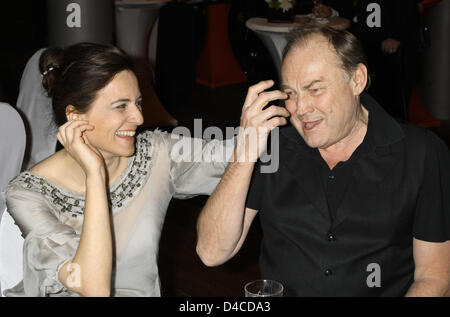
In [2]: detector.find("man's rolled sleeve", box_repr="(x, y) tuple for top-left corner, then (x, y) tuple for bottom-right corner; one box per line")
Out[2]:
(413, 130), (450, 242)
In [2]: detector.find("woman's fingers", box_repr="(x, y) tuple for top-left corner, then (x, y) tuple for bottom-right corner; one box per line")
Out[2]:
(58, 120), (92, 148)
(58, 120), (75, 146)
(72, 124), (94, 146)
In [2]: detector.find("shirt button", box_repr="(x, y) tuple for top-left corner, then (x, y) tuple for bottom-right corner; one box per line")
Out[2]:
(328, 174), (335, 180)
(324, 269), (333, 277)
(327, 234), (336, 242)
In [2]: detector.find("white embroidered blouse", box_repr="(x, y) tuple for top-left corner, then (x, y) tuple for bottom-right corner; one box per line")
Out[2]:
(3, 130), (234, 297)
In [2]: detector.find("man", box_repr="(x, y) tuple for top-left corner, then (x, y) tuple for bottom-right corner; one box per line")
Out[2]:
(196, 24), (450, 296)
(350, 0), (421, 120)
(294, 0), (353, 20)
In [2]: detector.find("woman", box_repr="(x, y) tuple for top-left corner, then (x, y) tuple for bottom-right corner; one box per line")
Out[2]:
(3, 43), (233, 297)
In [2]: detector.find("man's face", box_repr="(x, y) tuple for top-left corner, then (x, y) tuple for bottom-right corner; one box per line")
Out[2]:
(281, 35), (361, 149)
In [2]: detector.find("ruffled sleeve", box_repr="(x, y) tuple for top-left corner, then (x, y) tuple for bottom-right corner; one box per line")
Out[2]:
(161, 131), (235, 199)
(4, 185), (80, 297)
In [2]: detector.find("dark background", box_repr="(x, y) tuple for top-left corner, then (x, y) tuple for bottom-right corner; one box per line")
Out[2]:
(0, 0), (448, 297)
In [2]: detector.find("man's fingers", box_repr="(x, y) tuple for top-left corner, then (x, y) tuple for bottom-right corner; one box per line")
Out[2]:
(248, 105), (290, 128)
(243, 90), (288, 122)
(257, 105), (290, 122)
(243, 80), (275, 108)
(253, 91), (288, 112)
(264, 116), (288, 129)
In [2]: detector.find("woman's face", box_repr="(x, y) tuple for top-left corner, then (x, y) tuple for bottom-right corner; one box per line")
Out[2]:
(77, 70), (144, 159)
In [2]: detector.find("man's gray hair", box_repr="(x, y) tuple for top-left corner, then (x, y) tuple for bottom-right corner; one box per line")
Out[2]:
(283, 23), (371, 90)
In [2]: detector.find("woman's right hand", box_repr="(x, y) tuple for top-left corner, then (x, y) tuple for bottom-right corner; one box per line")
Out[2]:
(57, 119), (105, 177)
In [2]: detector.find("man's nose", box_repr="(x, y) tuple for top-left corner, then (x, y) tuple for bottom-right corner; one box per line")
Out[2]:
(295, 96), (314, 116)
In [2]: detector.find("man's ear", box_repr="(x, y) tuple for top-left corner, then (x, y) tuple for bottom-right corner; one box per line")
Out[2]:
(350, 63), (368, 96)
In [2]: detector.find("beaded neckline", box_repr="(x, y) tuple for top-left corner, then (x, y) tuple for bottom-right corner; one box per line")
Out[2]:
(11, 131), (155, 218)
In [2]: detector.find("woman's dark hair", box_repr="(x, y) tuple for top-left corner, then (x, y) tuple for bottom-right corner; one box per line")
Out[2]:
(283, 23), (371, 90)
(39, 42), (136, 126)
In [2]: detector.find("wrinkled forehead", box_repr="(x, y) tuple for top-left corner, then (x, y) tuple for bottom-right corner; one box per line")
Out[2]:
(281, 35), (345, 84)
(284, 34), (342, 65)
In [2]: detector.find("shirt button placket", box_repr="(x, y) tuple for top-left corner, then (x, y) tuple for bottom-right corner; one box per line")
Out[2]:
(327, 234), (336, 242)
(325, 171), (336, 279)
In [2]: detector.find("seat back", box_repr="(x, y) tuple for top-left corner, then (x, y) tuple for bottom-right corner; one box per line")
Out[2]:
(0, 209), (24, 296)
(15, 48), (58, 169)
(0, 103), (26, 215)
(0, 102), (26, 296)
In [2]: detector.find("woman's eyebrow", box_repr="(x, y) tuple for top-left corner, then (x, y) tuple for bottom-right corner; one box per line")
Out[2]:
(110, 98), (131, 105)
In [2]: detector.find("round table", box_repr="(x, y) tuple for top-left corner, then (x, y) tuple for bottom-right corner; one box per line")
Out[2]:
(246, 15), (351, 80)
(115, 0), (177, 128)
(47, 0), (114, 47)
(115, 0), (171, 64)
(195, 1), (247, 88)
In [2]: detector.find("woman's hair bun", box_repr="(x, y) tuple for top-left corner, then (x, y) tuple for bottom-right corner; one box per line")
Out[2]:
(39, 47), (64, 97)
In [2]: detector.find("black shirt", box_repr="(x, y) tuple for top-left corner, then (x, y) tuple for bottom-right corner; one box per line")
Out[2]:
(246, 93), (450, 296)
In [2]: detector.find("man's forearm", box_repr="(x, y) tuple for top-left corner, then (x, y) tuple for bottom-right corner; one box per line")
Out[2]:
(196, 157), (255, 266)
(405, 278), (450, 297)
(196, 80), (289, 267)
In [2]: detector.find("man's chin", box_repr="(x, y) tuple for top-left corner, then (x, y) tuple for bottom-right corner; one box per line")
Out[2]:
(301, 131), (328, 149)
(292, 124), (323, 149)
(304, 139), (324, 149)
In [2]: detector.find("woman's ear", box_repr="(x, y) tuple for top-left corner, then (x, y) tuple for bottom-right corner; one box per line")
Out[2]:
(350, 63), (368, 96)
(65, 105), (82, 121)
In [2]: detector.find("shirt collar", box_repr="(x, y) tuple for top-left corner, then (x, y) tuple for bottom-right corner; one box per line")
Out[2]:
(281, 92), (405, 152)
(360, 93), (405, 148)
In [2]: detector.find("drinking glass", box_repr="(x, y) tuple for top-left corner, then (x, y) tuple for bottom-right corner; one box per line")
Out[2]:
(244, 279), (284, 297)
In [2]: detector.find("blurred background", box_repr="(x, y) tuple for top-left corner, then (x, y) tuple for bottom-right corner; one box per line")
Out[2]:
(0, 0), (448, 296)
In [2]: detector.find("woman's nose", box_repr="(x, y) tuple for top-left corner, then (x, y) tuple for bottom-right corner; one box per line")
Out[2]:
(130, 104), (144, 126)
